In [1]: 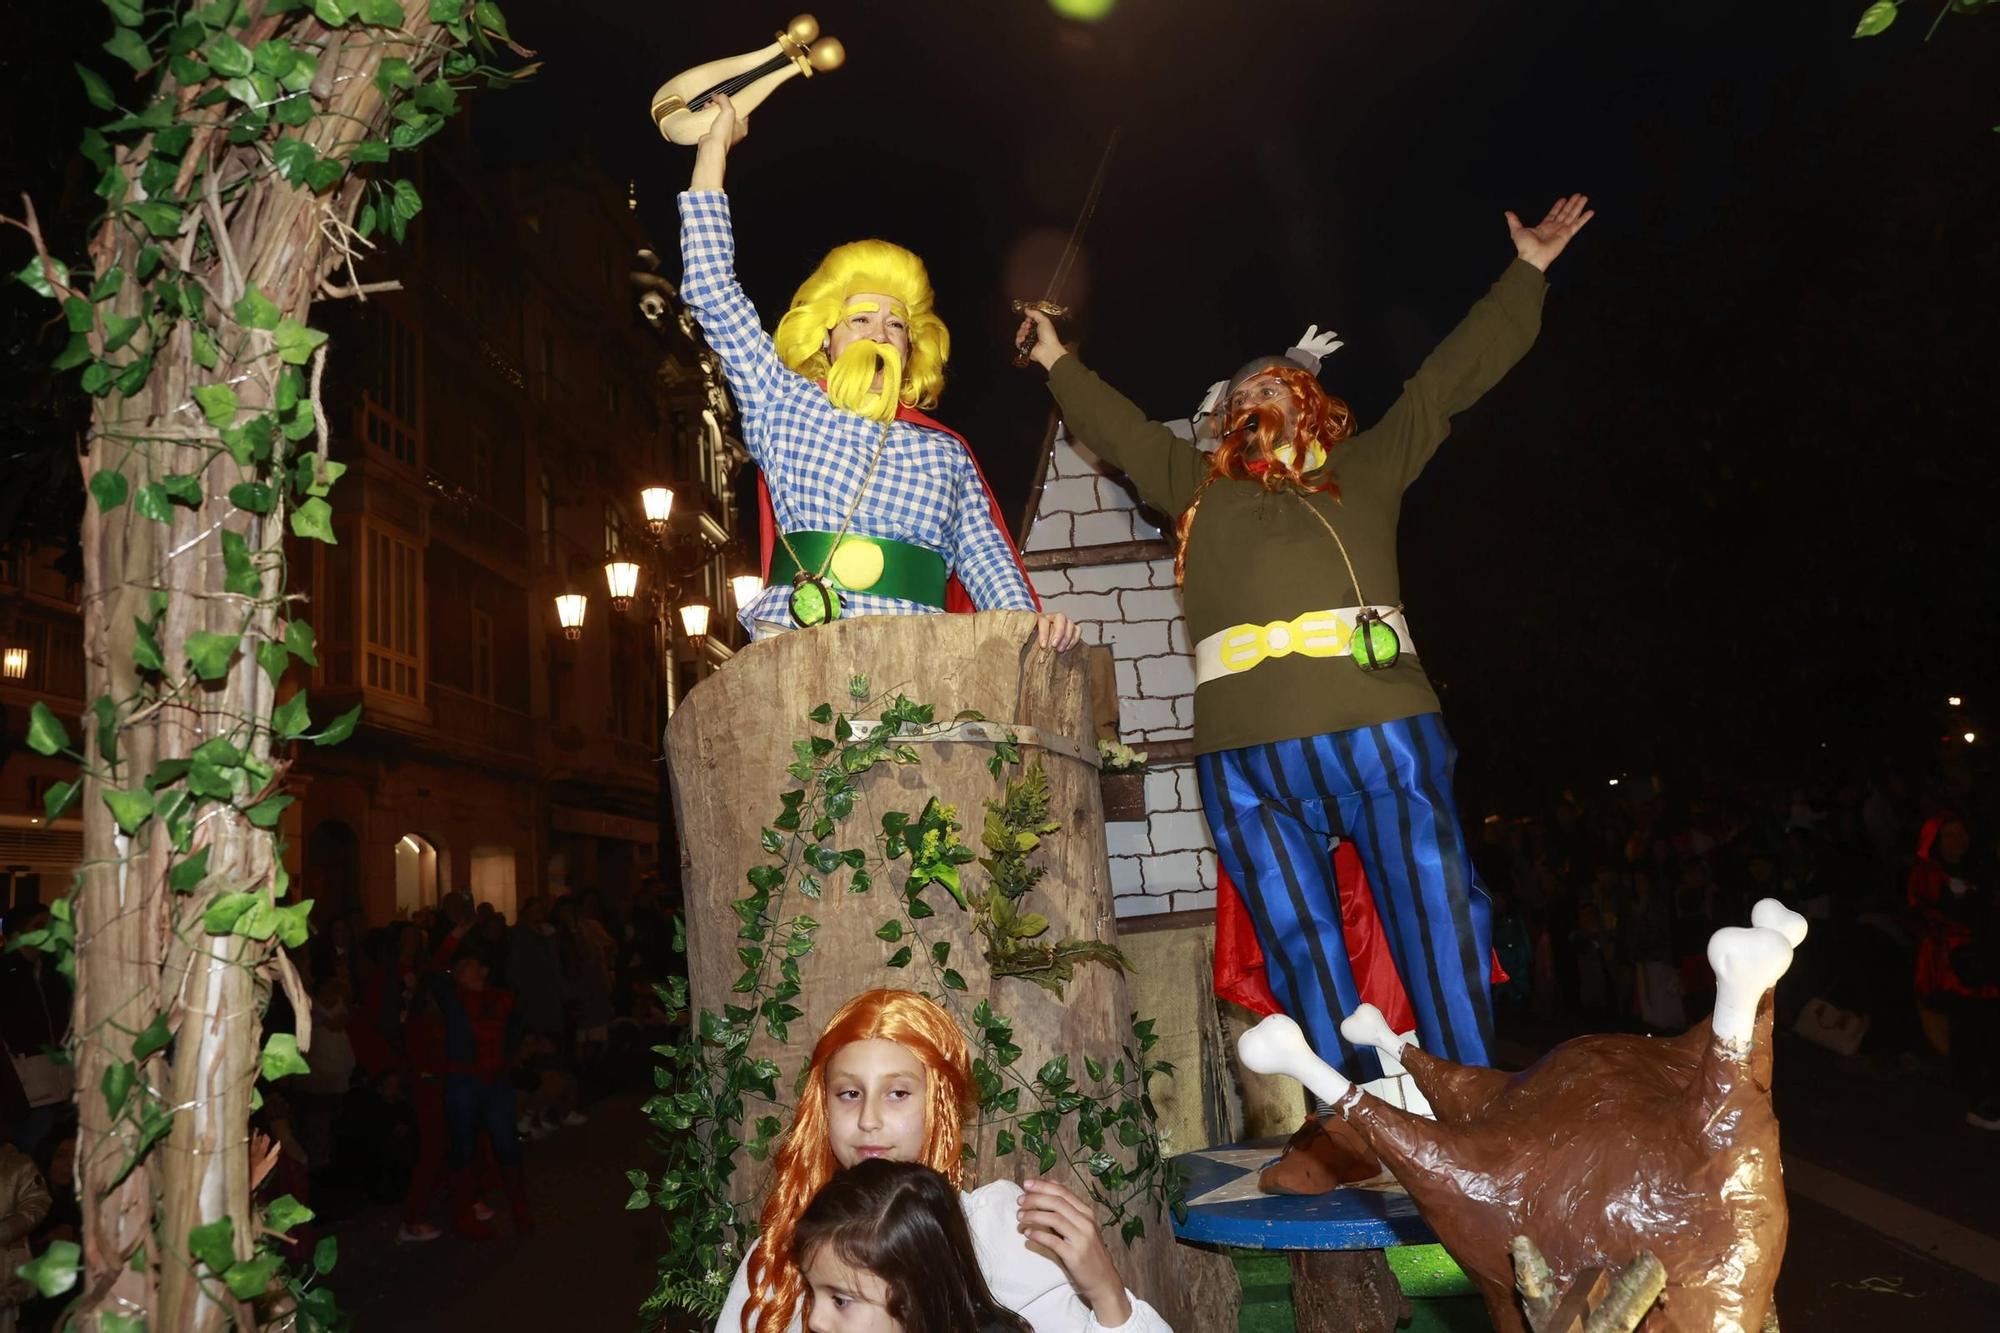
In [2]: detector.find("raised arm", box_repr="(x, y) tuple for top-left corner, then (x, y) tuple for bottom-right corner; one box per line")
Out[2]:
(676, 94), (805, 445)
(1020, 310), (1209, 517)
(1356, 193), (1592, 488)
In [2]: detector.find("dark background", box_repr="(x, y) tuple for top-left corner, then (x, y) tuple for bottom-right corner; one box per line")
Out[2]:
(8, 1), (1998, 810)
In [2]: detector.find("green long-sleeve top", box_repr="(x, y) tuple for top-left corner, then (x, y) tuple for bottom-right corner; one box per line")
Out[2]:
(1046, 258), (1547, 756)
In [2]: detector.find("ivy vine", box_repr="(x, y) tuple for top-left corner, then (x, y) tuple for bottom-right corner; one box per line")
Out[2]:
(6, 2), (529, 1327)
(633, 678), (1186, 1320)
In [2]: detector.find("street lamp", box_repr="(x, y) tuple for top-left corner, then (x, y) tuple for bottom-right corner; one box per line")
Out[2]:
(554, 593), (588, 641)
(730, 574), (764, 610)
(1966, 732), (1979, 745)
(0, 647), (26, 680)
(605, 558), (641, 612)
(679, 602), (712, 652)
(641, 485), (675, 537)
(1948, 695), (1964, 707)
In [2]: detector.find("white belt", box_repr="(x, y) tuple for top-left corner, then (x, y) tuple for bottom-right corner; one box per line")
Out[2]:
(1193, 606), (1414, 685)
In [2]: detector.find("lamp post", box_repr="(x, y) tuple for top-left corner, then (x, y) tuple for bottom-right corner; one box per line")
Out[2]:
(554, 593), (588, 641)
(1, 646), (26, 681)
(641, 485), (675, 538)
(729, 573), (764, 613)
(604, 558), (642, 612)
(679, 602), (712, 653)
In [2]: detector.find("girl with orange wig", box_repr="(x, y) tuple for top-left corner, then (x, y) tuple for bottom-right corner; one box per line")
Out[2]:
(714, 989), (1170, 1333)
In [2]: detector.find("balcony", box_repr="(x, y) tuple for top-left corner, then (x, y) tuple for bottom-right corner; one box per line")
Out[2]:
(428, 683), (534, 761)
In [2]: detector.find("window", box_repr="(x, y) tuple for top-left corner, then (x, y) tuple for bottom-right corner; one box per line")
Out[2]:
(364, 524), (423, 700)
(362, 313), (420, 467)
(604, 503), (625, 558)
(470, 607), (494, 701)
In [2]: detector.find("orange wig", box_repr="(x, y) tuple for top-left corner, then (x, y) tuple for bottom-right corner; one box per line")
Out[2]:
(741, 989), (975, 1333)
(1175, 364), (1355, 583)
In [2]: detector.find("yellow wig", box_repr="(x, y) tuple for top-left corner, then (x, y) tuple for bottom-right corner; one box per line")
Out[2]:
(772, 239), (951, 421)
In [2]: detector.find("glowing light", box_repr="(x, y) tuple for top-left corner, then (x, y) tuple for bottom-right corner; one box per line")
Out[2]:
(0, 647), (26, 680)
(1966, 732), (1978, 744)
(604, 559), (641, 610)
(730, 574), (765, 610)
(555, 593), (588, 640)
(1608, 778), (1620, 787)
(640, 486), (675, 535)
(1049, 0), (1116, 19)
(1948, 695), (1963, 707)
(679, 602), (713, 645)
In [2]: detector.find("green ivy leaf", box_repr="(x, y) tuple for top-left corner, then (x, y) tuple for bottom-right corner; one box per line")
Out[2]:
(191, 328), (218, 369)
(261, 1032), (311, 1080)
(245, 794), (294, 828)
(220, 529), (260, 596)
(272, 137), (317, 184)
(192, 382), (239, 426)
(272, 317), (329, 365)
(359, 0), (406, 25)
(16, 1240), (81, 1299)
(103, 27), (153, 72)
(313, 1234), (337, 1276)
(90, 469), (129, 512)
(233, 283), (280, 331)
(133, 616), (164, 672)
(169, 845), (212, 893)
(228, 482), (275, 515)
(102, 787), (155, 834)
(200, 891), (255, 937)
(290, 495), (336, 543)
(1854, 1), (1899, 36)
(43, 779), (80, 822)
(133, 482), (172, 523)
(283, 619), (319, 666)
(132, 1011), (173, 1061)
(349, 139), (392, 164)
(100, 311), (142, 354)
(313, 703), (362, 746)
(101, 1061), (136, 1118)
(256, 640), (290, 686)
(127, 201), (184, 237)
(223, 1253), (281, 1300)
(264, 1194), (314, 1235)
(185, 630), (241, 680)
(26, 701), (70, 756)
(205, 31), (253, 78)
(53, 334), (93, 371)
(313, 0), (359, 25)
(941, 968), (967, 991)
(474, 1), (512, 40)
(874, 919), (904, 942)
(885, 946), (912, 968)
(304, 157), (347, 192)
(274, 898), (313, 948)
(114, 355), (154, 397)
(76, 62), (117, 110)
(187, 1216), (236, 1273)
(160, 474), (204, 507)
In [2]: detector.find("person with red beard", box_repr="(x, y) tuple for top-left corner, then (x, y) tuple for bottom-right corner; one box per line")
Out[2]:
(1018, 196), (1593, 1170)
(677, 94), (1078, 652)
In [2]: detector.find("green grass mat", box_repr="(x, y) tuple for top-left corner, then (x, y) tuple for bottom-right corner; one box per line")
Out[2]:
(1234, 1245), (1488, 1332)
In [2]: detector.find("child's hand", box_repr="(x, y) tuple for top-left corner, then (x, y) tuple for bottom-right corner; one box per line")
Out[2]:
(1017, 1178), (1133, 1324)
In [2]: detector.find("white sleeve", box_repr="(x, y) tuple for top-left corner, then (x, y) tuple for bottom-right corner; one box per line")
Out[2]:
(713, 1248), (752, 1333)
(961, 1182), (1175, 1333)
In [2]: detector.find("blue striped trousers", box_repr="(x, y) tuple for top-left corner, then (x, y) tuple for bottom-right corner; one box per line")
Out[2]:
(1196, 712), (1496, 1081)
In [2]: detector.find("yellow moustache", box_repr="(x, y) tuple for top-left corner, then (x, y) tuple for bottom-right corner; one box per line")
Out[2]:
(825, 339), (905, 423)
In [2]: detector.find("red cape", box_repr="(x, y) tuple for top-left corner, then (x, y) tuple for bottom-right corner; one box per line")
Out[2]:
(755, 402), (1040, 614)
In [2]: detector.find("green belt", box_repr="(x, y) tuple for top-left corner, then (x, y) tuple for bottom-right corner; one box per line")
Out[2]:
(768, 532), (949, 609)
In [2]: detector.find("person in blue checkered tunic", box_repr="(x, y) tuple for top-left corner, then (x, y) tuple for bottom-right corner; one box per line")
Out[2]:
(679, 95), (1080, 652)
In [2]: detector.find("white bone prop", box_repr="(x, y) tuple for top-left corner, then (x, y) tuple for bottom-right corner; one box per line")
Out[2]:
(649, 14), (846, 146)
(1751, 896), (1809, 948)
(1238, 1013), (1356, 1108)
(1339, 1002), (1415, 1076)
(1707, 926), (1795, 1050)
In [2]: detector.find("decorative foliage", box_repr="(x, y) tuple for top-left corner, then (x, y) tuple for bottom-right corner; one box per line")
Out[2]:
(1096, 738), (1149, 774)
(5, 3), (528, 1327)
(635, 683), (1180, 1319)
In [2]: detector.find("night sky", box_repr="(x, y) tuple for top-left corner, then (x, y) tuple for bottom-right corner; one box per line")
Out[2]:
(14, 2), (2000, 808)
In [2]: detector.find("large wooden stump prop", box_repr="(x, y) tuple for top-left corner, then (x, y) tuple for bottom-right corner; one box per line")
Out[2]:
(669, 611), (1234, 1328)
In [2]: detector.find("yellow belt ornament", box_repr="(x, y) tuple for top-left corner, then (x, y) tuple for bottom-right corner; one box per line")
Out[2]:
(1193, 606), (1413, 685)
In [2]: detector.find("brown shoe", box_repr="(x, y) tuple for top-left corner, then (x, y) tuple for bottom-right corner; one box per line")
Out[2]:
(1258, 1114), (1381, 1194)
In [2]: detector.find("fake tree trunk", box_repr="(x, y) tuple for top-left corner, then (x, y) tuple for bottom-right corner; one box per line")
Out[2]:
(9, 4), (525, 1328)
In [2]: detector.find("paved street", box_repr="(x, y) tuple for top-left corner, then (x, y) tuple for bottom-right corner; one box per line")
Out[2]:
(327, 1031), (1998, 1331)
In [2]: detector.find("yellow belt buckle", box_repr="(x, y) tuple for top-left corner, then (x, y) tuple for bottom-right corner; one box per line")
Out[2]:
(827, 537), (885, 591)
(1218, 627), (1264, 674)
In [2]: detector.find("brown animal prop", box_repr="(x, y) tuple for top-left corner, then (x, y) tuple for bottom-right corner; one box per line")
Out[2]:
(1240, 899), (1807, 1332)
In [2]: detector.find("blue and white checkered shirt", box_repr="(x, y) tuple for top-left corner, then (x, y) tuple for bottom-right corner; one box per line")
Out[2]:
(677, 191), (1037, 638)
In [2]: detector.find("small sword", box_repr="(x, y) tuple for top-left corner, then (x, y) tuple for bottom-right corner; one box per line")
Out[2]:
(1013, 126), (1122, 367)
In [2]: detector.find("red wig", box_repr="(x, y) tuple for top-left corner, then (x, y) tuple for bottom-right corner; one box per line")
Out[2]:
(742, 989), (975, 1333)
(1175, 364), (1355, 583)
